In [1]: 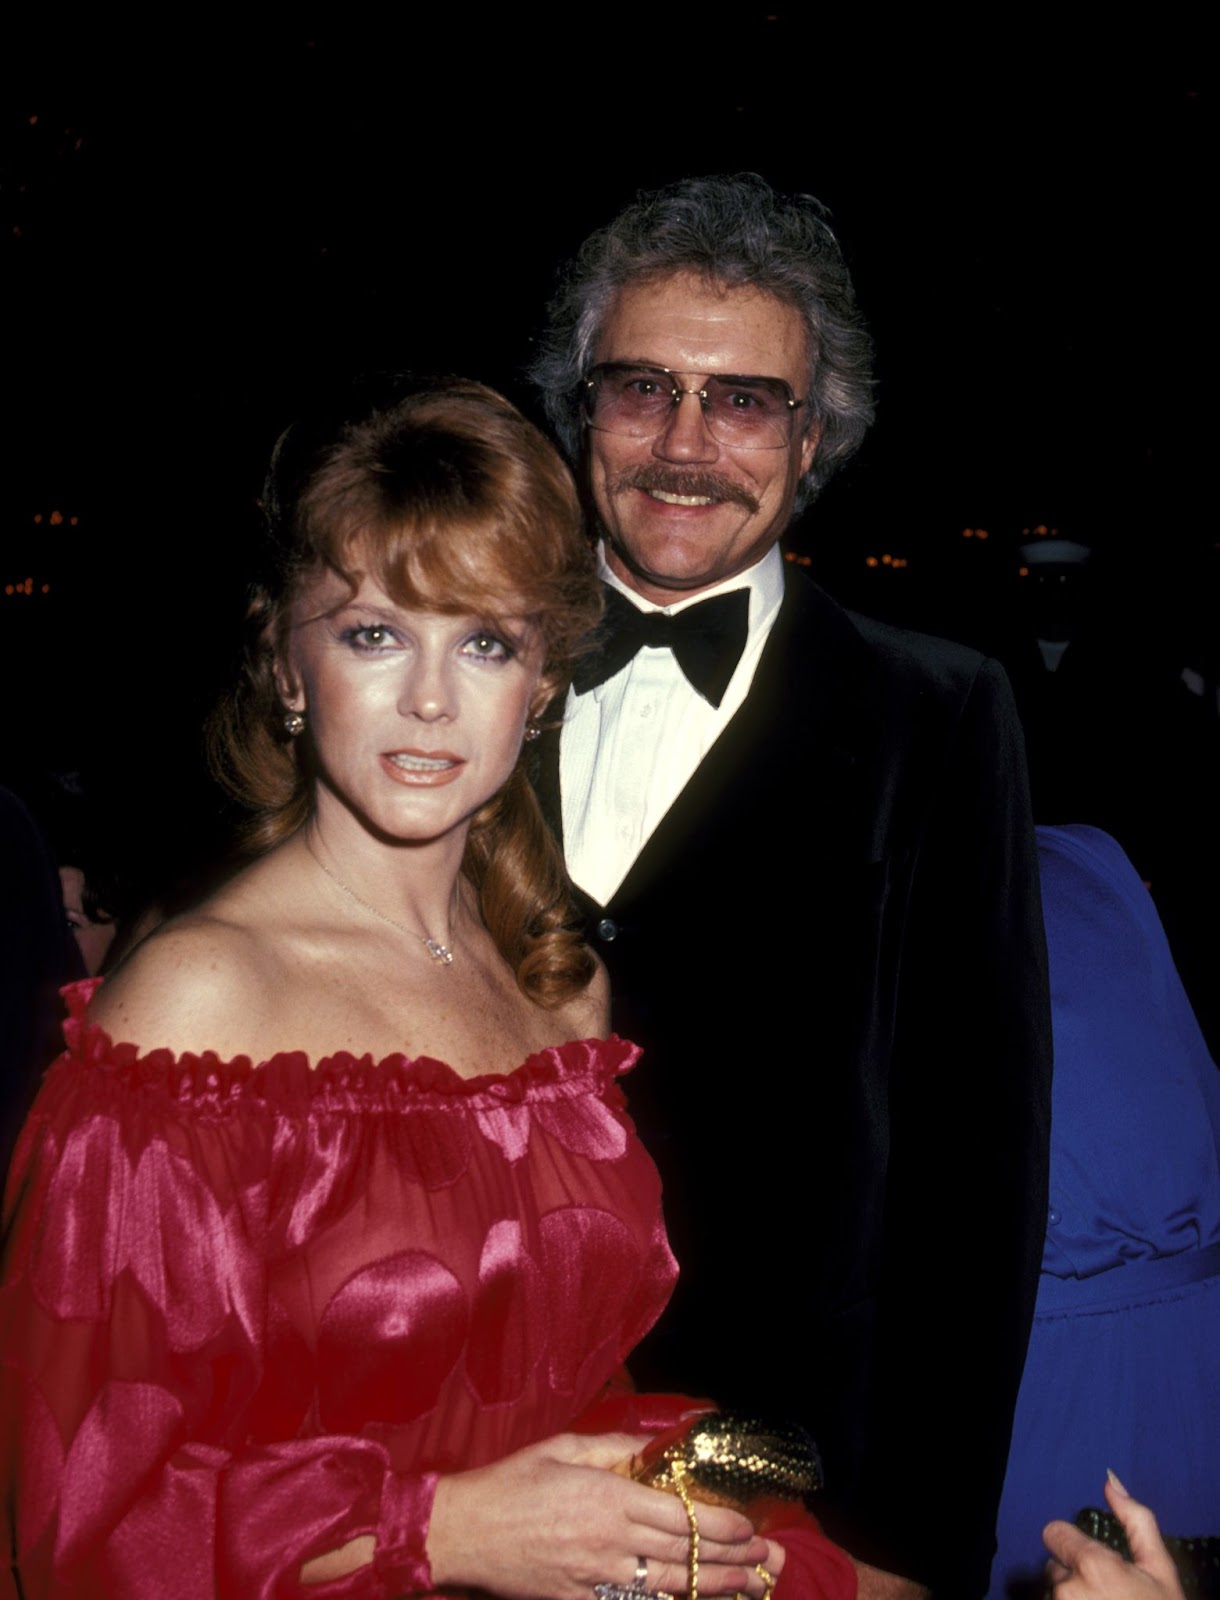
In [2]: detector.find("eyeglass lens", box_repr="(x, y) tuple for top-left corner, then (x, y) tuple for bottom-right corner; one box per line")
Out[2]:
(586, 366), (798, 450)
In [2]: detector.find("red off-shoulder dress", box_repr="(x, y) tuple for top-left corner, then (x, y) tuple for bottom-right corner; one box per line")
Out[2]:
(0, 981), (853, 1599)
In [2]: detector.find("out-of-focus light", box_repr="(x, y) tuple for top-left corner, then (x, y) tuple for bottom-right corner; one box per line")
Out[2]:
(33, 513), (43, 524)
(976, 528), (989, 541)
(962, 527), (974, 538)
(1018, 566), (1030, 577)
(865, 556), (879, 568)
(49, 510), (63, 526)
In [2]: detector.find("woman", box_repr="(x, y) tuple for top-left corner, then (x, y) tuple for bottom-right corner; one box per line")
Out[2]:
(987, 825), (1219, 1598)
(0, 381), (850, 1598)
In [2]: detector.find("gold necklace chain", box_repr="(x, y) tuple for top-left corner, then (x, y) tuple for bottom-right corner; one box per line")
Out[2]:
(306, 841), (456, 966)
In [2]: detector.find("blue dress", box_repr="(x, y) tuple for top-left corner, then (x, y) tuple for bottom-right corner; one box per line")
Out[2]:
(988, 826), (1220, 1597)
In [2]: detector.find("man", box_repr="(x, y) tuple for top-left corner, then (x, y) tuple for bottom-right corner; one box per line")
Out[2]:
(530, 175), (1052, 1599)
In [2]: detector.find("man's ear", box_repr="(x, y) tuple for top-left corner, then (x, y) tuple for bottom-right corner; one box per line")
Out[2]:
(800, 420), (823, 479)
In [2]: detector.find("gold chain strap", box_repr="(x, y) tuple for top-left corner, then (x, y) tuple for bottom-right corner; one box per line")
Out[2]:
(667, 1460), (700, 1599)
(669, 1461), (776, 1600)
(731, 1563), (777, 1600)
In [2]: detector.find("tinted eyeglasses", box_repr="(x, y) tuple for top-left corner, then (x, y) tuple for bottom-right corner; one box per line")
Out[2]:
(582, 363), (807, 451)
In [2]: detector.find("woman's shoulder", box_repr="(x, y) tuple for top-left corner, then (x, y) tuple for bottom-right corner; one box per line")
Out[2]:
(92, 902), (279, 1059)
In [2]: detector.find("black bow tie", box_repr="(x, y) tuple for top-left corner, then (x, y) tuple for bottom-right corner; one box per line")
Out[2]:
(572, 585), (750, 708)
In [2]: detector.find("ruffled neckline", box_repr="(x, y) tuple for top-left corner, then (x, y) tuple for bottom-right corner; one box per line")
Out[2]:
(60, 978), (638, 1106)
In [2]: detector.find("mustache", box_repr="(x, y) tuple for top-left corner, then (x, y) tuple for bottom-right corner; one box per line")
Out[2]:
(609, 465), (760, 514)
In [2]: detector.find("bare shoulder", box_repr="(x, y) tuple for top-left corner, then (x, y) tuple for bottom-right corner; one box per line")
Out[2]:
(553, 951), (611, 1043)
(92, 910), (276, 1057)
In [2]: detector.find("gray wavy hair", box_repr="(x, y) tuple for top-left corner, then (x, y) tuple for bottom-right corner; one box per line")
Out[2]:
(530, 173), (875, 514)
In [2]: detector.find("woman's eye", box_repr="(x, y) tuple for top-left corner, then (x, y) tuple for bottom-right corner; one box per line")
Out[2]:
(343, 623), (399, 652)
(463, 632), (512, 662)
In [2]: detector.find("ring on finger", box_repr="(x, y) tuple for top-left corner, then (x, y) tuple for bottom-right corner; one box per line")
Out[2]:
(593, 1557), (675, 1600)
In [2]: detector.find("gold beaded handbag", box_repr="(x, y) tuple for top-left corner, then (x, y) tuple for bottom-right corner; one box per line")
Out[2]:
(630, 1412), (824, 1600)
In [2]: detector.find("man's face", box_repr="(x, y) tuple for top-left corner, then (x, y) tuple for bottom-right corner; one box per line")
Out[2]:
(587, 271), (819, 604)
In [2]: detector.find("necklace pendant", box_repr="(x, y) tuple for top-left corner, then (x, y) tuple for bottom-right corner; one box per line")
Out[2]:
(424, 938), (454, 966)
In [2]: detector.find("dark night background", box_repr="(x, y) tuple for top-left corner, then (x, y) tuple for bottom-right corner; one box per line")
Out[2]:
(2, 23), (1214, 1031)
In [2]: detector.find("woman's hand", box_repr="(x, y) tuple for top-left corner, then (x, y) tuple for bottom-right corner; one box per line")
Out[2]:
(1043, 1471), (1185, 1600)
(426, 1431), (783, 1599)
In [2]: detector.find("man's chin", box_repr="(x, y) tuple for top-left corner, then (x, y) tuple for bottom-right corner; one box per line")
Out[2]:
(601, 537), (753, 604)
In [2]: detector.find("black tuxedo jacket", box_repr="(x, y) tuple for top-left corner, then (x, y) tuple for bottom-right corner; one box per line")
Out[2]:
(538, 571), (1052, 1597)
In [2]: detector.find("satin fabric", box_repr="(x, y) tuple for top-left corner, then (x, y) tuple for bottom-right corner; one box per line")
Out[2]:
(0, 980), (679, 1599)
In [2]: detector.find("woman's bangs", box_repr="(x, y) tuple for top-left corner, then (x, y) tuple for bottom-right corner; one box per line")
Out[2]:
(340, 517), (544, 633)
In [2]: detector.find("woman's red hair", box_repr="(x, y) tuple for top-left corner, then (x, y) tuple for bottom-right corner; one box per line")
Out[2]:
(208, 377), (602, 1006)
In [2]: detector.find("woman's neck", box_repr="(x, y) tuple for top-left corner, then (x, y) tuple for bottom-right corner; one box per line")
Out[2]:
(299, 809), (471, 951)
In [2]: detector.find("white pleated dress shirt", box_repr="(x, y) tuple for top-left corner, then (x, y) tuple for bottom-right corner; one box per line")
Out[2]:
(561, 543), (786, 906)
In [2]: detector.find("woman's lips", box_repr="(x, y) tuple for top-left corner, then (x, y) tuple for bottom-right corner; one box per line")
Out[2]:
(380, 751), (465, 787)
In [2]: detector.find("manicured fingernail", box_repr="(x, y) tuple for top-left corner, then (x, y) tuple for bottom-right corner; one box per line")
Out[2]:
(1107, 1468), (1129, 1494)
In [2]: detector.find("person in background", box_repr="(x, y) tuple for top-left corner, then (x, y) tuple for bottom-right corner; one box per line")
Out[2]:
(988, 824), (1219, 1597)
(57, 862), (117, 975)
(5, 767), (130, 976)
(0, 785), (83, 1181)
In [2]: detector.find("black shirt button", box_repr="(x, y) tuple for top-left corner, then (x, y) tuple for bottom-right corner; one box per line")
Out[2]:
(595, 917), (619, 943)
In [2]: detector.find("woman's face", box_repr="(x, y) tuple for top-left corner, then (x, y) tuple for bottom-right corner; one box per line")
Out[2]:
(60, 865), (116, 976)
(279, 567), (546, 848)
